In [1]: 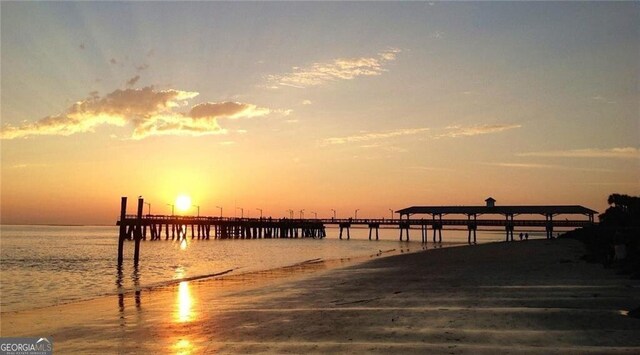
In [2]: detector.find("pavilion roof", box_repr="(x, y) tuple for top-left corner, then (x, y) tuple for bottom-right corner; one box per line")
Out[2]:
(395, 205), (597, 216)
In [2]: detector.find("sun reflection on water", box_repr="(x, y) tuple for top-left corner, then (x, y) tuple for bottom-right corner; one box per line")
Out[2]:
(176, 281), (194, 323)
(180, 238), (188, 250)
(172, 338), (193, 355)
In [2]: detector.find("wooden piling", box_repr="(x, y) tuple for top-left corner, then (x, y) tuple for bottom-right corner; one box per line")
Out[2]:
(117, 197), (127, 266)
(133, 197), (143, 267)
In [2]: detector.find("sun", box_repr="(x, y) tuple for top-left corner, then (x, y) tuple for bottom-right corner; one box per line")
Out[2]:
(175, 195), (192, 212)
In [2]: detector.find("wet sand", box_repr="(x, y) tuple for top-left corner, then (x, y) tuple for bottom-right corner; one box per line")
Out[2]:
(2, 239), (639, 353)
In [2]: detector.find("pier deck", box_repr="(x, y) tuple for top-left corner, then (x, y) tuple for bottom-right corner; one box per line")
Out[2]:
(116, 197), (597, 266)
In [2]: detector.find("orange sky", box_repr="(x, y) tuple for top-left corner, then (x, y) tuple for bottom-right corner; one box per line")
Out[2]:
(1, 2), (638, 225)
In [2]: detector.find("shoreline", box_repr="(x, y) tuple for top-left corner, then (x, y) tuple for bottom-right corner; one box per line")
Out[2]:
(2, 239), (639, 353)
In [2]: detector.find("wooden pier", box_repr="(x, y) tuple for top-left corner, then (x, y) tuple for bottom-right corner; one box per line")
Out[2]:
(116, 196), (597, 266)
(117, 197), (326, 266)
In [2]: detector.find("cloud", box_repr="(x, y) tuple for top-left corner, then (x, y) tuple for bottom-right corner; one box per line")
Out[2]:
(486, 162), (557, 169)
(409, 166), (455, 172)
(591, 95), (616, 104)
(302, 100), (312, 105)
(267, 48), (401, 89)
(136, 63), (149, 72)
(126, 75), (140, 87)
(189, 102), (269, 120)
(323, 127), (429, 145)
(79, 43), (85, 50)
(110, 58), (117, 65)
(482, 162), (616, 173)
(518, 147), (640, 159)
(578, 182), (640, 186)
(1, 86), (274, 140)
(437, 124), (521, 138)
(8, 163), (50, 169)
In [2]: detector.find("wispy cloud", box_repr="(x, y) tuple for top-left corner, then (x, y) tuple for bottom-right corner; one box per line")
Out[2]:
(189, 102), (269, 120)
(487, 163), (557, 169)
(359, 144), (409, 153)
(136, 63), (149, 72)
(323, 127), (429, 145)
(409, 165), (455, 172)
(1, 86), (275, 140)
(578, 181), (639, 186)
(437, 124), (521, 138)
(8, 163), (50, 169)
(482, 162), (616, 173)
(267, 48), (400, 89)
(591, 95), (616, 104)
(125, 75), (140, 88)
(431, 31), (444, 39)
(518, 147), (639, 159)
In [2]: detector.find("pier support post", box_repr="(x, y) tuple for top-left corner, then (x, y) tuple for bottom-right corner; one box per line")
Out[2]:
(339, 223), (351, 240)
(468, 226), (477, 244)
(399, 222), (410, 242)
(133, 197), (143, 267)
(545, 214), (554, 239)
(432, 214), (442, 243)
(369, 223), (379, 241)
(467, 214), (477, 244)
(117, 197), (127, 266)
(432, 225), (442, 243)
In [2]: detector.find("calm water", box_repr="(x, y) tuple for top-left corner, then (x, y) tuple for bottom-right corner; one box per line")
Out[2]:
(0, 225), (544, 312)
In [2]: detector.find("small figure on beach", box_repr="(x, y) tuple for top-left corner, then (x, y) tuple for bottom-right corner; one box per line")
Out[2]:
(525, 233), (529, 240)
(519, 232), (523, 241)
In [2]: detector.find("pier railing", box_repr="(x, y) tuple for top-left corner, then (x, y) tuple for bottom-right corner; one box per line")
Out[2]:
(119, 215), (594, 228)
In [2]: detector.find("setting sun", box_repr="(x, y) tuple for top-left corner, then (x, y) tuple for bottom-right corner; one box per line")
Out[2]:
(175, 195), (192, 212)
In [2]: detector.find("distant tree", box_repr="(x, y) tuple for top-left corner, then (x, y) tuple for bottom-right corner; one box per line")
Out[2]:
(600, 194), (640, 227)
(565, 194), (639, 275)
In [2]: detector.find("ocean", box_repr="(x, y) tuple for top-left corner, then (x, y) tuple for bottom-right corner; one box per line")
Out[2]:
(0, 225), (545, 313)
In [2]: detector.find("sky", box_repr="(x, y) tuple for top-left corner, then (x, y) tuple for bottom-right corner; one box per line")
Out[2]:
(1, 1), (638, 225)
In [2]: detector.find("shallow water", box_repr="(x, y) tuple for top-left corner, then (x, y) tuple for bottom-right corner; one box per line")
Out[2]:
(0, 225), (546, 312)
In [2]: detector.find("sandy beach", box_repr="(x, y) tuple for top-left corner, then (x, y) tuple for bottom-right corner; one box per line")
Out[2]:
(2, 239), (639, 354)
